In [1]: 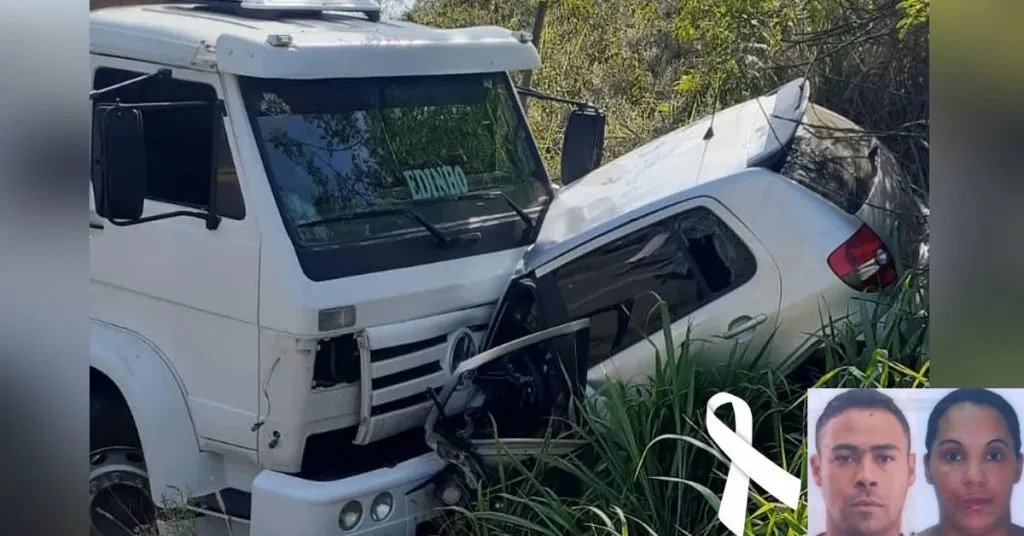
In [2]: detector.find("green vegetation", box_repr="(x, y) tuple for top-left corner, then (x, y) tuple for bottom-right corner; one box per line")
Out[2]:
(408, 0), (928, 193)
(403, 1), (929, 535)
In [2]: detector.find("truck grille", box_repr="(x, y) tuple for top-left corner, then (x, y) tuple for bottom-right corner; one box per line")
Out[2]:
(369, 334), (447, 415)
(353, 324), (486, 444)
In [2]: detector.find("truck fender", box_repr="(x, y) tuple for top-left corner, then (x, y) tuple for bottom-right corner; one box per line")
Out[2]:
(91, 319), (225, 503)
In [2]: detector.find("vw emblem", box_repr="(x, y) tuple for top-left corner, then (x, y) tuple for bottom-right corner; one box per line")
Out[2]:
(446, 328), (478, 374)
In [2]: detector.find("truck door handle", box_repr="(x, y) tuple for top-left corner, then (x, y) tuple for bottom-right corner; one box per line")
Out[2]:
(719, 314), (767, 339)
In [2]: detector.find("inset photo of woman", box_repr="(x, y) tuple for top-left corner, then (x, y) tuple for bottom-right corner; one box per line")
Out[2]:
(918, 388), (1024, 536)
(807, 387), (1024, 536)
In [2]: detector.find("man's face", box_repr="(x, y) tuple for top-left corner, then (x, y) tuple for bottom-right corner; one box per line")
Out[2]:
(811, 408), (916, 536)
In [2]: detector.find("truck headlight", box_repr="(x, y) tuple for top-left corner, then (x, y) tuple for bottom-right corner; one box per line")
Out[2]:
(435, 474), (463, 506)
(439, 481), (463, 506)
(370, 492), (393, 521)
(339, 500), (362, 531)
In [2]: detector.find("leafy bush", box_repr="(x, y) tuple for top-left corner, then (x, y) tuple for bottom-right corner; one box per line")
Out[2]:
(408, 0), (928, 192)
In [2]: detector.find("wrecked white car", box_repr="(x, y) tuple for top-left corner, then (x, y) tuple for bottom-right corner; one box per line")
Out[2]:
(423, 77), (927, 499)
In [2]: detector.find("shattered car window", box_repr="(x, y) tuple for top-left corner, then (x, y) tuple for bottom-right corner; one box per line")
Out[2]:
(674, 208), (755, 294)
(551, 206), (757, 365)
(778, 103), (878, 214)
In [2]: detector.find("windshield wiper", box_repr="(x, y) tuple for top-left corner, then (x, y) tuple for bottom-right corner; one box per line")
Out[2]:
(412, 190), (537, 233)
(296, 207), (452, 245)
(294, 190), (536, 246)
(476, 190), (537, 233)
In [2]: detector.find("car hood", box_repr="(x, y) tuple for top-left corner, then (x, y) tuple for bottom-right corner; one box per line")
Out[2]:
(523, 77), (810, 274)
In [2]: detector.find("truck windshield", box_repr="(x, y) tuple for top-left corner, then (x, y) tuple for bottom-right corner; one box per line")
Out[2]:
(238, 73), (550, 253)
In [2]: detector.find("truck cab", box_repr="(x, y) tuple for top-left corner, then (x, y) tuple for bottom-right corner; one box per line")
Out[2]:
(87, 1), (604, 534)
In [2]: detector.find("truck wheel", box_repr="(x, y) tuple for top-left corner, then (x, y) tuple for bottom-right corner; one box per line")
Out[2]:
(90, 392), (157, 536)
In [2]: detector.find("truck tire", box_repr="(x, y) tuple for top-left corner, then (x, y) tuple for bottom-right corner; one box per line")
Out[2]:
(90, 389), (157, 536)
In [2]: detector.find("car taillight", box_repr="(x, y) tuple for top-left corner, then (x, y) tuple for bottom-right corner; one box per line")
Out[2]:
(827, 225), (898, 292)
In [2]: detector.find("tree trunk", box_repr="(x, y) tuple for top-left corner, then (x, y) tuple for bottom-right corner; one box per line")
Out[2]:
(518, 0), (549, 113)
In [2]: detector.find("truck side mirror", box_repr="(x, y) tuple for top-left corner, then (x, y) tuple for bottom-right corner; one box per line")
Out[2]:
(559, 107), (606, 186)
(93, 105), (147, 221)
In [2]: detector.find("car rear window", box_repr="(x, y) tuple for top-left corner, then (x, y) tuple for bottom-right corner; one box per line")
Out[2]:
(550, 206), (756, 366)
(776, 104), (878, 214)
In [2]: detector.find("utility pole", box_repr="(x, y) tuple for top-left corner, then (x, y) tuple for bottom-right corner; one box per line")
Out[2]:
(519, 0), (549, 113)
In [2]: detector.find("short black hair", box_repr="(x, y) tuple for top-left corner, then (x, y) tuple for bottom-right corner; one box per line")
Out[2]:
(925, 388), (1022, 456)
(814, 388), (911, 451)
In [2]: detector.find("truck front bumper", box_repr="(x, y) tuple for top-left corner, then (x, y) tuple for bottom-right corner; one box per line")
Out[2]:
(249, 452), (445, 536)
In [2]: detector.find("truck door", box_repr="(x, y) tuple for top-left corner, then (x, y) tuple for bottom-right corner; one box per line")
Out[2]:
(89, 59), (262, 451)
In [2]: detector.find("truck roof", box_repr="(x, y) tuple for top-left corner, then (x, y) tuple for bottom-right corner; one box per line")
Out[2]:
(90, 3), (542, 78)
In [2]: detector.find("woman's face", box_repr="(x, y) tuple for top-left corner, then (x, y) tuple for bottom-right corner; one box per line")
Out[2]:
(926, 402), (1023, 535)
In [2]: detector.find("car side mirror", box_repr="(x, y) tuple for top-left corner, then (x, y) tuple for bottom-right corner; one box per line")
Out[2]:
(92, 105), (147, 221)
(559, 107), (606, 186)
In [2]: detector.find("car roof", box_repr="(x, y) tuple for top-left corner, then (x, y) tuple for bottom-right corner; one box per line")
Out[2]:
(90, 4), (541, 78)
(522, 77), (811, 273)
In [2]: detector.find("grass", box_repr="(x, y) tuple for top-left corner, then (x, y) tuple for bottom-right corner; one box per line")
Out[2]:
(429, 272), (928, 536)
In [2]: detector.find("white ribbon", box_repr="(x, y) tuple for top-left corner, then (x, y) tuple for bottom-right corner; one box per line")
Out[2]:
(706, 392), (802, 536)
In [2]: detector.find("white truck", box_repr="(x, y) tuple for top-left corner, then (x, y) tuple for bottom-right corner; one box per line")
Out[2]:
(88, 1), (607, 534)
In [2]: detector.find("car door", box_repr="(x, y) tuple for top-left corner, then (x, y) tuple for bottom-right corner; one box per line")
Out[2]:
(531, 195), (784, 385)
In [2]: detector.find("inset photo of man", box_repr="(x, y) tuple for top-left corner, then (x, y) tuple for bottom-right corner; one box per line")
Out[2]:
(808, 388), (919, 536)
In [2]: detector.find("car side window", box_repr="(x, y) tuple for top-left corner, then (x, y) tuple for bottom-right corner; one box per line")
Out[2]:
(551, 206), (757, 365)
(674, 207), (757, 295)
(91, 67), (246, 220)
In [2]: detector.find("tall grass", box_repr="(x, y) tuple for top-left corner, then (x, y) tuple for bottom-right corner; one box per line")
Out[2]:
(433, 273), (928, 536)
